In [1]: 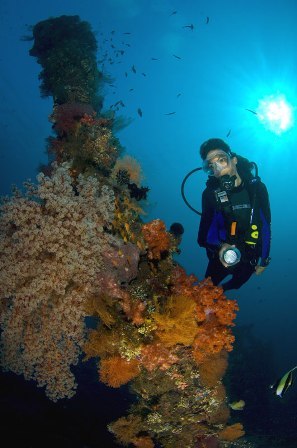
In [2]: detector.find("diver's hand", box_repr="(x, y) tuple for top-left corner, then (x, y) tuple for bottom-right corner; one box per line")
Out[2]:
(255, 265), (266, 275)
(219, 243), (236, 268)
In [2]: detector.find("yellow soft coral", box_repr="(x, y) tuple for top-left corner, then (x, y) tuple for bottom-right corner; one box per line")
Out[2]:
(152, 295), (197, 347)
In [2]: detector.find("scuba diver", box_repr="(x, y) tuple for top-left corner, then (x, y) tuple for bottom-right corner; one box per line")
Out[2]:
(195, 138), (271, 291)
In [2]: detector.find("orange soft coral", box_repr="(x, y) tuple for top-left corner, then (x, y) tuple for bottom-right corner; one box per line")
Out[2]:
(170, 265), (200, 299)
(142, 219), (171, 260)
(198, 352), (228, 387)
(132, 436), (155, 448)
(99, 356), (140, 387)
(121, 296), (147, 326)
(195, 279), (238, 326)
(218, 423), (245, 441)
(192, 325), (235, 364)
(140, 342), (179, 372)
(170, 268), (238, 327)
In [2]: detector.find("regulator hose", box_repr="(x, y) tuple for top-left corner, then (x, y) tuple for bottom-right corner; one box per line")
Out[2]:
(180, 167), (202, 216)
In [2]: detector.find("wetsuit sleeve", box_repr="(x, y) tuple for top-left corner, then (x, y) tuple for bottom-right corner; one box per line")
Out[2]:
(258, 182), (271, 265)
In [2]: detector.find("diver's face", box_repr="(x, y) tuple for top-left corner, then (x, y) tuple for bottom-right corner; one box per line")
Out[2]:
(204, 149), (237, 178)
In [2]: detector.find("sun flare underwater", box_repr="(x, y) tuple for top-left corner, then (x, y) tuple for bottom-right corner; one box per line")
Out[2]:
(257, 94), (294, 135)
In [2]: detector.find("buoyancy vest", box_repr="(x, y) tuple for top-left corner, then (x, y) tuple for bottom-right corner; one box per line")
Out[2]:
(213, 179), (260, 249)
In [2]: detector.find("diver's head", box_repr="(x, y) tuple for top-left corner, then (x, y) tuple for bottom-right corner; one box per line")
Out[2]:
(200, 138), (240, 183)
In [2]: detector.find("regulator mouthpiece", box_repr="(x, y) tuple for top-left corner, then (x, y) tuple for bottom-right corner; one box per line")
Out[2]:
(220, 175), (237, 191)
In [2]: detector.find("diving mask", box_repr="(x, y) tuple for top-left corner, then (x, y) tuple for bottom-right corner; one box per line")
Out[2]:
(203, 151), (230, 176)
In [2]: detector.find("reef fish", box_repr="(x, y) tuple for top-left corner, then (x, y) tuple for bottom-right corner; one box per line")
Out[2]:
(229, 400), (245, 411)
(183, 24), (194, 30)
(245, 108), (257, 115)
(270, 366), (297, 398)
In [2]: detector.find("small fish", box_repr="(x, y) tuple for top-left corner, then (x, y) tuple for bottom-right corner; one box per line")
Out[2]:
(165, 111), (176, 115)
(206, 17), (210, 24)
(141, 72), (146, 77)
(151, 57), (159, 61)
(129, 88), (134, 92)
(125, 72), (128, 77)
(170, 10), (177, 16)
(131, 65), (136, 73)
(229, 400), (245, 411)
(176, 93), (182, 98)
(137, 108), (143, 117)
(226, 129), (231, 137)
(245, 108), (258, 115)
(183, 24), (194, 30)
(123, 32), (131, 35)
(173, 54), (182, 59)
(270, 366), (297, 398)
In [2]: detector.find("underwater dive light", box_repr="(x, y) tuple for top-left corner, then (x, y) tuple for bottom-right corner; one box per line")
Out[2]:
(221, 247), (241, 266)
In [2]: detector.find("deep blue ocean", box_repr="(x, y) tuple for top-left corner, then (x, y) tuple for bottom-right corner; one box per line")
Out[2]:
(1, 1), (297, 447)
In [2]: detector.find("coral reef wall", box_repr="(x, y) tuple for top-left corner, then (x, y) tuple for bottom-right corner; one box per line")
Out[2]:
(0, 15), (244, 448)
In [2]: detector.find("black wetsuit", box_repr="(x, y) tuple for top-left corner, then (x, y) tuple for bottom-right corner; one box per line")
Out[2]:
(198, 178), (271, 291)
